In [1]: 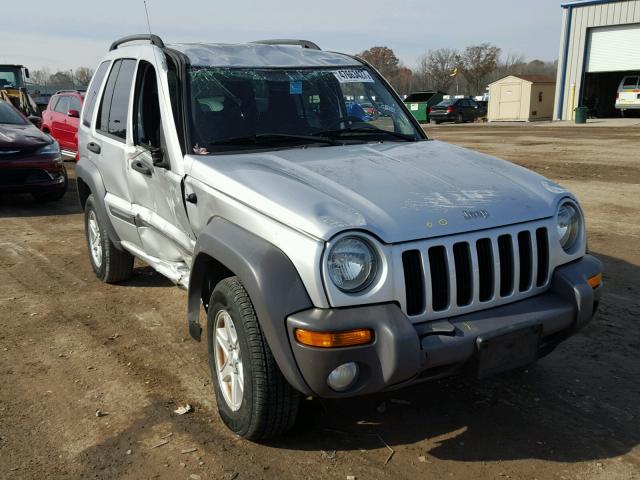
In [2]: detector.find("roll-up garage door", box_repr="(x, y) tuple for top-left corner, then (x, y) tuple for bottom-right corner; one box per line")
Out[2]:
(586, 23), (640, 72)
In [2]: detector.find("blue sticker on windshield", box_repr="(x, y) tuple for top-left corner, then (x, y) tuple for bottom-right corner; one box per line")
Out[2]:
(289, 81), (302, 95)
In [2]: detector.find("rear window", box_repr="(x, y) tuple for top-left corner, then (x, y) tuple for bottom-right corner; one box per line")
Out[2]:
(0, 101), (27, 125)
(622, 76), (639, 89)
(54, 96), (70, 114)
(69, 96), (82, 112)
(436, 99), (457, 106)
(82, 61), (111, 127)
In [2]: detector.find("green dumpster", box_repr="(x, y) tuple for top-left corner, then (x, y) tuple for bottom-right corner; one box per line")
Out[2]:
(574, 106), (588, 124)
(404, 91), (446, 123)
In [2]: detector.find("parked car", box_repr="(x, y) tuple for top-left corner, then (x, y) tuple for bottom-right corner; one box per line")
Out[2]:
(615, 75), (640, 116)
(0, 99), (67, 201)
(345, 101), (372, 121)
(78, 35), (602, 440)
(41, 90), (84, 159)
(358, 102), (379, 119)
(429, 97), (486, 124)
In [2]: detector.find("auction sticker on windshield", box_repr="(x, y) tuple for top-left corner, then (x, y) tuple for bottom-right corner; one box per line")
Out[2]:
(333, 69), (375, 83)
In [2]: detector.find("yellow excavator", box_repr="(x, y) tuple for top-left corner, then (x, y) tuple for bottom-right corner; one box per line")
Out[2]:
(0, 64), (40, 121)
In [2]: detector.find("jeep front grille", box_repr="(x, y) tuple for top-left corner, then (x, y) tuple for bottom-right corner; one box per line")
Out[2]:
(400, 224), (551, 320)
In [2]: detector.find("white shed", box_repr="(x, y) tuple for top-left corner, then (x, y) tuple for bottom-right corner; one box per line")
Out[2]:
(487, 74), (556, 121)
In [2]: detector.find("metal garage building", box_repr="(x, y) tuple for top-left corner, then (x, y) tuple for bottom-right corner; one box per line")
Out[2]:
(488, 75), (556, 121)
(554, 0), (640, 120)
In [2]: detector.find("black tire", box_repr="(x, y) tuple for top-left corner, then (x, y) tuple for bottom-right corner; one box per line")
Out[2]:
(434, 121), (441, 125)
(207, 277), (300, 440)
(84, 194), (134, 283)
(32, 169), (68, 202)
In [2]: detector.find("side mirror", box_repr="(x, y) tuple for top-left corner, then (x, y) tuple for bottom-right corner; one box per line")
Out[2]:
(24, 68), (30, 79)
(149, 146), (168, 168)
(28, 115), (42, 128)
(67, 109), (80, 118)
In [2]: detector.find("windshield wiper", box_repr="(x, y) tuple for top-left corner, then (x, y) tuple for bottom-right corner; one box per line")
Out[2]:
(209, 133), (339, 146)
(313, 127), (416, 142)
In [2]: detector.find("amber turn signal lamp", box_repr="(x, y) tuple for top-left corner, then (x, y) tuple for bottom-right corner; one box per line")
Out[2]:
(587, 272), (602, 289)
(295, 328), (374, 348)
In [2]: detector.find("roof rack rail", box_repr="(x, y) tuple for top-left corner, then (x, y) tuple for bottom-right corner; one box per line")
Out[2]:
(251, 39), (321, 50)
(109, 34), (165, 51)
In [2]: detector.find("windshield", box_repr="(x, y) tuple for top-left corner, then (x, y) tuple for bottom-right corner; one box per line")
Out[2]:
(0, 102), (27, 125)
(188, 66), (422, 152)
(0, 69), (19, 89)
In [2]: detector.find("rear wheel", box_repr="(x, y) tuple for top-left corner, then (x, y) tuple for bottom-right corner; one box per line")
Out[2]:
(84, 194), (133, 283)
(207, 277), (300, 440)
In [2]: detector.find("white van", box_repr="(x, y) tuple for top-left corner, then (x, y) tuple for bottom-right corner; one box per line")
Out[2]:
(615, 75), (640, 115)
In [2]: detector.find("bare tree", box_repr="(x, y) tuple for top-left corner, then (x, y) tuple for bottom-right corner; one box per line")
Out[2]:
(459, 43), (501, 95)
(29, 67), (52, 86)
(48, 71), (74, 89)
(417, 48), (459, 92)
(74, 67), (94, 87)
(391, 66), (414, 95)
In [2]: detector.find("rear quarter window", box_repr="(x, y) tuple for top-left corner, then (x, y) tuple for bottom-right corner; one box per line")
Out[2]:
(82, 61), (111, 127)
(96, 59), (136, 141)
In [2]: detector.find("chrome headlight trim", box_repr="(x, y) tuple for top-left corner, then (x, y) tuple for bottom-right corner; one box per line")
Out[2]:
(326, 235), (379, 293)
(556, 198), (583, 254)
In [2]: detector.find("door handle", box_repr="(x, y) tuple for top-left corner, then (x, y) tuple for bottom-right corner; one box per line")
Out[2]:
(87, 142), (101, 154)
(131, 159), (152, 176)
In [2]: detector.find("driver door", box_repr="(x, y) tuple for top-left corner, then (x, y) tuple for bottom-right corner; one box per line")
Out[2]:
(126, 60), (193, 265)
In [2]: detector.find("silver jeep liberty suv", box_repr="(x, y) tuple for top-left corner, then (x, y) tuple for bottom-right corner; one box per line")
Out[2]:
(77, 34), (603, 439)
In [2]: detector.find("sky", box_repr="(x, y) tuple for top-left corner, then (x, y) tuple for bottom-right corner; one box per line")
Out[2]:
(0, 0), (567, 72)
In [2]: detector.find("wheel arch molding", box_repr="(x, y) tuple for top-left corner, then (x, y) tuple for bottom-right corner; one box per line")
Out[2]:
(187, 217), (314, 395)
(75, 160), (123, 249)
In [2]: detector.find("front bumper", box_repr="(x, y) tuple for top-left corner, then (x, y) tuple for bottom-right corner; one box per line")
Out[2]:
(286, 255), (602, 398)
(0, 154), (66, 194)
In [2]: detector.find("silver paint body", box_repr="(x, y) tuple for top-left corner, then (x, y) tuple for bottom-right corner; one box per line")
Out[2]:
(79, 43), (586, 319)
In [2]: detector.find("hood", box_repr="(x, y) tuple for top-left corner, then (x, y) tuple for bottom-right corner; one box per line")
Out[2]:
(189, 140), (569, 243)
(0, 123), (51, 150)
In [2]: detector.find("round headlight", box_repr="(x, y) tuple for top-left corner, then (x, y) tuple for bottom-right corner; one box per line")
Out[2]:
(557, 202), (581, 251)
(327, 236), (378, 293)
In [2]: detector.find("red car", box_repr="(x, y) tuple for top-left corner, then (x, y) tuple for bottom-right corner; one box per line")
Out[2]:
(41, 90), (84, 160)
(0, 99), (67, 201)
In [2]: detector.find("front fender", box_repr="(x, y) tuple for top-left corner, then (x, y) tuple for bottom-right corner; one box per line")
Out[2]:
(188, 217), (314, 395)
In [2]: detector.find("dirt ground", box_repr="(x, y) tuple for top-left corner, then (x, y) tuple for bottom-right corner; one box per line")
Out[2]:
(1, 123), (639, 480)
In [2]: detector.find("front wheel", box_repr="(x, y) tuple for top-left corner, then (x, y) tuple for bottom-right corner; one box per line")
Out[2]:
(207, 277), (300, 440)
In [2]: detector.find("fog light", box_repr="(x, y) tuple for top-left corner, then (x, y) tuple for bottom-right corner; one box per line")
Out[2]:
(327, 362), (359, 392)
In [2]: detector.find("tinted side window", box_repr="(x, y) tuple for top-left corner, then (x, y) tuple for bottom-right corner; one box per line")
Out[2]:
(54, 96), (70, 113)
(97, 59), (136, 141)
(108, 59), (136, 139)
(97, 61), (122, 133)
(82, 61), (110, 127)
